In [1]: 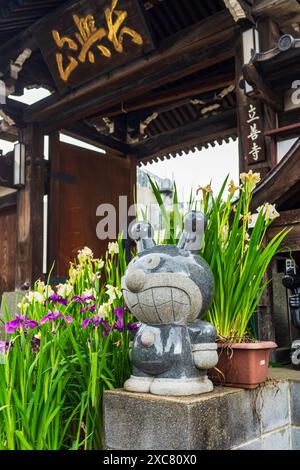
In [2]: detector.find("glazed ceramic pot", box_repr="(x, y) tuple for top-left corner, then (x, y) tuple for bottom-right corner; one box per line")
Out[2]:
(209, 341), (277, 389)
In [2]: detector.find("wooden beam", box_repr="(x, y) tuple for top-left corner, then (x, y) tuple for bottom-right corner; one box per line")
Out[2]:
(89, 71), (235, 120)
(15, 124), (45, 288)
(0, 97), (27, 126)
(47, 131), (60, 276)
(0, 128), (18, 142)
(242, 63), (283, 112)
(0, 192), (17, 210)
(63, 122), (129, 157)
(251, 138), (300, 210)
(0, 27), (36, 70)
(271, 208), (300, 226)
(223, 0), (255, 23)
(24, 11), (236, 130)
(256, 16), (281, 172)
(133, 108), (237, 161)
(267, 208), (300, 252)
(264, 122), (300, 138)
(235, 32), (248, 173)
(252, 0), (290, 16)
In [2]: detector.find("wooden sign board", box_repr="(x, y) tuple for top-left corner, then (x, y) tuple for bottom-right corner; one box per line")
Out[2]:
(244, 98), (266, 164)
(35, 0), (155, 94)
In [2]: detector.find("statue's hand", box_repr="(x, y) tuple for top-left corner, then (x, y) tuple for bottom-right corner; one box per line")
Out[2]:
(289, 294), (300, 309)
(192, 343), (218, 370)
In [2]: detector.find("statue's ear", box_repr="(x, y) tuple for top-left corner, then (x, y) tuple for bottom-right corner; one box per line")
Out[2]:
(177, 211), (206, 253)
(130, 221), (156, 253)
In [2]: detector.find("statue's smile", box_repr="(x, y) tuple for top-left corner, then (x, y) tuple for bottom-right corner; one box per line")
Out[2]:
(122, 272), (202, 325)
(124, 286), (190, 324)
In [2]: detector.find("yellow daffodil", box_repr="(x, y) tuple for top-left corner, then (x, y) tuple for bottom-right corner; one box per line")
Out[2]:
(196, 183), (213, 197)
(78, 246), (94, 264)
(108, 241), (119, 255)
(105, 284), (122, 302)
(257, 203), (280, 221)
(240, 170), (261, 188)
(228, 180), (242, 197)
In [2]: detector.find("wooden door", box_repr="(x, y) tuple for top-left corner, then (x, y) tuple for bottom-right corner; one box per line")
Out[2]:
(48, 141), (134, 277)
(0, 205), (16, 295)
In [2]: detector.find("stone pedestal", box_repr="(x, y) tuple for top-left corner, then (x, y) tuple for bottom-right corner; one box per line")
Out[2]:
(104, 369), (300, 450)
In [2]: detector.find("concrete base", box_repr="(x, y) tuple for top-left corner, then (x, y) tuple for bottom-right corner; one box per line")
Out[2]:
(104, 368), (300, 450)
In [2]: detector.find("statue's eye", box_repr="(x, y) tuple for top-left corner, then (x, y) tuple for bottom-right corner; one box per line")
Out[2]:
(142, 254), (160, 270)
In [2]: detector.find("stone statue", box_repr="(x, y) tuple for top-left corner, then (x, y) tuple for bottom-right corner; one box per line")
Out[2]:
(121, 211), (218, 396)
(282, 259), (300, 370)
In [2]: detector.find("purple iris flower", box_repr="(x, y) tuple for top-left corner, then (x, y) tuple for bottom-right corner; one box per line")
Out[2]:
(40, 310), (73, 325)
(80, 304), (96, 314)
(114, 307), (123, 319)
(93, 316), (102, 327)
(101, 320), (110, 330)
(5, 315), (25, 333)
(26, 320), (40, 329)
(72, 295), (96, 305)
(127, 323), (139, 331)
(82, 318), (93, 329)
(115, 318), (124, 332)
(82, 315), (103, 329)
(5, 315), (39, 334)
(44, 293), (68, 306)
(82, 315), (111, 331)
(41, 310), (64, 324)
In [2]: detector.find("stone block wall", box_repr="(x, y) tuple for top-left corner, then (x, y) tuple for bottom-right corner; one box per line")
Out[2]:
(104, 370), (300, 450)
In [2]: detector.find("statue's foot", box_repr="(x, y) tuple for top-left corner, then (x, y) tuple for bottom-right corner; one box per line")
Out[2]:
(150, 375), (213, 396)
(124, 375), (153, 393)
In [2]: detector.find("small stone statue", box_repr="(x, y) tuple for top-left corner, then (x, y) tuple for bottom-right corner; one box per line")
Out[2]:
(121, 211), (218, 396)
(282, 260), (300, 370)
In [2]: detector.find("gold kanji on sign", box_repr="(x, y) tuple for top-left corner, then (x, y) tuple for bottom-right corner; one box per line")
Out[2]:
(52, 0), (144, 82)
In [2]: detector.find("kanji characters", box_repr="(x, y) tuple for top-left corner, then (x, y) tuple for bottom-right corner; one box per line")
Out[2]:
(248, 123), (261, 141)
(246, 104), (262, 161)
(52, 0), (144, 83)
(249, 142), (262, 161)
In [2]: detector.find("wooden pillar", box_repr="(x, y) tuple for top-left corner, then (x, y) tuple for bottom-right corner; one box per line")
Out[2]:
(235, 33), (268, 175)
(235, 18), (280, 177)
(257, 17), (281, 171)
(235, 32), (249, 174)
(47, 131), (61, 276)
(128, 153), (137, 209)
(255, 18), (281, 342)
(15, 124), (45, 288)
(123, 153), (137, 262)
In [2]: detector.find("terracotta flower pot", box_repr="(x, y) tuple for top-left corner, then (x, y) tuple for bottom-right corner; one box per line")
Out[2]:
(209, 341), (277, 389)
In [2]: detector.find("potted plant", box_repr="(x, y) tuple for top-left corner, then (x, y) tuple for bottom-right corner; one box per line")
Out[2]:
(149, 171), (289, 389)
(198, 171), (289, 389)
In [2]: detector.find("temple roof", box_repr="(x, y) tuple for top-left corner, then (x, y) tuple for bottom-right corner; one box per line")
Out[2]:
(0, 0), (297, 164)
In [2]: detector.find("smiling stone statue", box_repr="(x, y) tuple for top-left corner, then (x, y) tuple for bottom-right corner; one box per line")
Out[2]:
(121, 211), (218, 396)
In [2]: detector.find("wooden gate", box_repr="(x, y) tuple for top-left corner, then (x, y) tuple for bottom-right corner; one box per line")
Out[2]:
(48, 139), (135, 277)
(0, 204), (17, 295)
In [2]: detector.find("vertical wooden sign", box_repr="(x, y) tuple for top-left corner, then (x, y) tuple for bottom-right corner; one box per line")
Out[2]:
(244, 98), (266, 164)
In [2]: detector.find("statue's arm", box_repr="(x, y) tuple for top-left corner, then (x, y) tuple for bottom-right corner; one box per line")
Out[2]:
(289, 294), (300, 328)
(188, 321), (219, 370)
